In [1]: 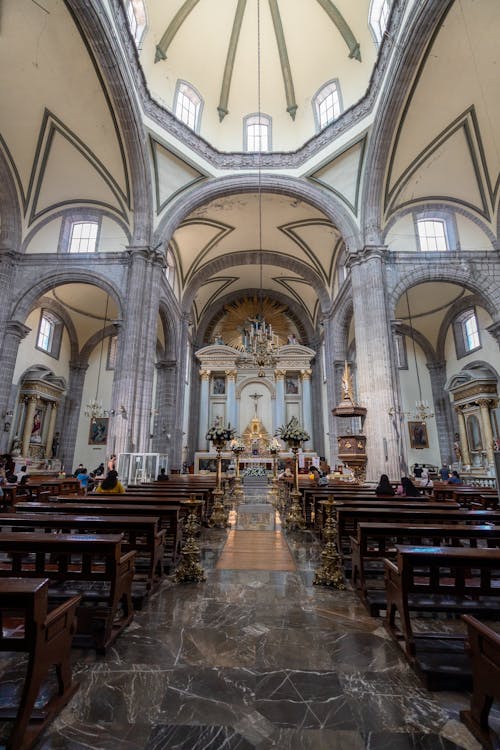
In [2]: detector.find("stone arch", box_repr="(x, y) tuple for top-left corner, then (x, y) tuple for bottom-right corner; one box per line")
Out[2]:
(236, 376), (276, 400)
(36, 295), (80, 364)
(183, 250), (330, 315)
(153, 174), (361, 256)
(393, 322), (436, 364)
(195, 288), (316, 349)
(0, 145), (22, 248)
(158, 302), (179, 360)
(80, 324), (120, 366)
(361, 1), (455, 244)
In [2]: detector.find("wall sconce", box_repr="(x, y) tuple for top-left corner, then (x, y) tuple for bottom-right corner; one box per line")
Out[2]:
(3, 421), (11, 432)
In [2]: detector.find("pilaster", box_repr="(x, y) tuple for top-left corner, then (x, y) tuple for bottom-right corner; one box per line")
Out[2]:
(59, 361), (88, 473)
(300, 368), (313, 450)
(198, 369), (211, 451)
(0, 320), (31, 453)
(426, 360), (455, 464)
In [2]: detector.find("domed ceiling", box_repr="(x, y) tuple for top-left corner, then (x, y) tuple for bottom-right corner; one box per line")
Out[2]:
(136, 0), (382, 151)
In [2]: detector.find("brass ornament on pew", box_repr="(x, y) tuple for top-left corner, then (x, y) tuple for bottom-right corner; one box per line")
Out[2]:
(175, 496), (206, 583)
(313, 498), (345, 589)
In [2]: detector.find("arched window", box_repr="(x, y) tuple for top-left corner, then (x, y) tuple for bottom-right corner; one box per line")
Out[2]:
(124, 0), (147, 47)
(174, 81), (203, 132)
(69, 221), (99, 253)
(369, 0), (391, 46)
(36, 310), (63, 359)
(416, 218), (448, 252)
(244, 114), (271, 152)
(313, 80), (342, 131)
(453, 308), (481, 358)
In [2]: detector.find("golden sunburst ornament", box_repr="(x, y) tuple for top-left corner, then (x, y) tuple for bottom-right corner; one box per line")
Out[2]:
(213, 297), (295, 350)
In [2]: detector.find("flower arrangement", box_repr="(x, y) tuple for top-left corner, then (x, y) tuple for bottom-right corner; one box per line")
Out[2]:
(230, 438), (246, 453)
(268, 437), (281, 454)
(206, 423), (236, 444)
(275, 416), (310, 444)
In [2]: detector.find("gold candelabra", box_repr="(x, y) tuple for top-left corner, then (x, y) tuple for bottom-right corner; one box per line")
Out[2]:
(313, 498), (345, 588)
(284, 443), (305, 530)
(208, 440), (229, 527)
(231, 443), (245, 504)
(175, 497), (206, 583)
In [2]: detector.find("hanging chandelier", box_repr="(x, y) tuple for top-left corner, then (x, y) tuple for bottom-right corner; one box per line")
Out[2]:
(249, 0), (278, 378)
(84, 294), (110, 422)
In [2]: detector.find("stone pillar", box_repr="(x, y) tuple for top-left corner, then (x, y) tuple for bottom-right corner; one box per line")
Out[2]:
(59, 361), (88, 473)
(152, 359), (177, 454)
(486, 320), (500, 349)
(426, 360), (455, 464)
(274, 369), (286, 430)
(226, 369), (237, 430)
(300, 369), (313, 450)
(455, 406), (471, 466)
(21, 396), (37, 458)
(0, 320), (31, 453)
(322, 317), (342, 466)
(110, 247), (163, 455)
(478, 399), (496, 465)
(349, 247), (400, 480)
(45, 402), (58, 459)
(198, 369), (211, 450)
(0, 249), (18, 360)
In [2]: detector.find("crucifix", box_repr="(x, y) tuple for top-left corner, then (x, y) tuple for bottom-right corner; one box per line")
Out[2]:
(249, 392), (263, 417)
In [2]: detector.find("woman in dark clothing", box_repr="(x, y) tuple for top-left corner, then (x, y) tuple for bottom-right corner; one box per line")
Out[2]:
(375, 474), (395, 496)
(399, 476), (422, 497)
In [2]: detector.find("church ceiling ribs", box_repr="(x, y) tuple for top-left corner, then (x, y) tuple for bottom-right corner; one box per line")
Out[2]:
(268, 0), (297, 121)
(150, 136), (207, 215)
(385, 108), (490, 221)
(154, 0), (202, 63)
(198, 276), (239, 316)
(314, 0), (361, 61)
(278, 219), (332, 282)
(180, 218), (235, 285)
(218, 0), (247, 122)
(272, 276), (314, 323)
(25, 110), (129, 226)
(307, 135), (367, 215)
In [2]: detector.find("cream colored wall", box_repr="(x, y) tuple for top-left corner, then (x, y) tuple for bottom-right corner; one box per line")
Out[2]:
(455, 215), (494, 252)
(13, 309), (71, 384)
(24, 219), (63, 254)
(385, 215), (417, 252)
(99, 218), (129, 253)
(444, 306), (498, 377)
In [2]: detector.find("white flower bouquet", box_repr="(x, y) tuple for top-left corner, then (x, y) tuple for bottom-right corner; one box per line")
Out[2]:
(275, 416), (309, 444)
(206, 424), (236, 444)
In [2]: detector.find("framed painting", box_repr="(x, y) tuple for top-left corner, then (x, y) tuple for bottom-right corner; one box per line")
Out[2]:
(408, 421), (429, 450)
(285, 376), (299, 395)
(88, 417), (109, 445)
(212, 376), (226, 395)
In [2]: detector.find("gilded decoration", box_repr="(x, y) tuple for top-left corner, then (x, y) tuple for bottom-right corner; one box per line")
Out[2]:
(212, 297), (296, 351)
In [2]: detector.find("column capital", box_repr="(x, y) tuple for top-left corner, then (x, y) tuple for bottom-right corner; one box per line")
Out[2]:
(300, 368), (312, 381)
(156, 359), (177, 371)
(478, 398), (497, 409)
(69, 360), (89, 374)
(425, 360), (447, 375)
(274, 369), (286, 380)
(225, 369), (238, 380)
(200, 369), (211, 381)
(347, 245), (387, 269)
(486, 320), (500, 347)
(5, 320), (31, 340)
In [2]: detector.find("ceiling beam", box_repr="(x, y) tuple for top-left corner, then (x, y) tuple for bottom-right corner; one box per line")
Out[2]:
(155, 0), (201, 63)
(218, 0), (247, 122)
(315, 0), (361, 61)
(268, 0), (297, 120)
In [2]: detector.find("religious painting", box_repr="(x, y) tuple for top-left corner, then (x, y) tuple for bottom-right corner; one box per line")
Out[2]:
(212, 376), (226, 395)
(88, 417), (108, 445)
(466, 414), (483, 451)
(285, 376), (299, 395)
(408, 421), (429, 449)
(29, 407), (44, 444)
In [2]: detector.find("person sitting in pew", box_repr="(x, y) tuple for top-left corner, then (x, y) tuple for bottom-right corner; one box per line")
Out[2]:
(396, 476), (422, 497)
(95, 469), (125, 494)
(448, 470), (462, 485)
(157, 468), (169, 481)
(375, 474), (395, 496)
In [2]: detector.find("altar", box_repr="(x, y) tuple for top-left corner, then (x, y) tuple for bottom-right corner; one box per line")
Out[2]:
(194, 451), (318, 475)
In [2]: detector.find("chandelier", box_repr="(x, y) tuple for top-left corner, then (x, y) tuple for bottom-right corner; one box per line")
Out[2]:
(249, 0), (278, 377)
(85, 294), (110, 422)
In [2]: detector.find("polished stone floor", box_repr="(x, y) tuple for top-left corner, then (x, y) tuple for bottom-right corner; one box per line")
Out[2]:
(0, 498), (496, 749)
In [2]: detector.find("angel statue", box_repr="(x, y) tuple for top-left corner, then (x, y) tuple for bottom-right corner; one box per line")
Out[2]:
(341, 361), (354, 402)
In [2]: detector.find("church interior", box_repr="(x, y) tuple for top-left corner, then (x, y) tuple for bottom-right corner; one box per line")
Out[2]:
(0, 0), (500, 748)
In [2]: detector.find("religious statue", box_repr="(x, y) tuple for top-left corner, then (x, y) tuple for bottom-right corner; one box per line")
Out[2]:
(341, 361), (354, 402)
(10, 435), (21, 457)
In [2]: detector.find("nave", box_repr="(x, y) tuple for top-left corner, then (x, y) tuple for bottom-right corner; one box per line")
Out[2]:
(0, 492), (489, 750)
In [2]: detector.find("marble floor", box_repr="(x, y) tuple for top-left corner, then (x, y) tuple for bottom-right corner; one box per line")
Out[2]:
(0, 498), (497, 749)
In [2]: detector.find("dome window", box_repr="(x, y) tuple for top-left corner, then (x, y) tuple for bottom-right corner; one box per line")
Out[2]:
(174, 81), (203, 132)
(313, 80), (342, 132)
(69, 221), (99, 253)
(244, 114), (271, 152)
(124, 0), (147, 47)
(369, 0), (391, 46)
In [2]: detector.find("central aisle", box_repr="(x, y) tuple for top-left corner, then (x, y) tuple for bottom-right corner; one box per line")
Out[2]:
(216, 529), (296, 571)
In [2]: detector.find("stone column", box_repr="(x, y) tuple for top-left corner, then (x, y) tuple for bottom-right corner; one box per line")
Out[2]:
(59, 361), (88, 473)
(226, 369), (238, 430)
(198, 369), (211, 450)
(0, 321), (31, 453)
(110, 247), (162, 455)
(45, 402), (58, 459)
(152, 359), (177, 454)
(349, 246), (400, 480)
(22, 397), (38, 458)
(478, 399), (496, 465)
(300, 369), (313, 450)
(322, 316), (343, 466)
(274, 369), (286, 430)
(0, 249), (18, 360)
(455, 406), (471, 467)
(426, 360), (455, 464)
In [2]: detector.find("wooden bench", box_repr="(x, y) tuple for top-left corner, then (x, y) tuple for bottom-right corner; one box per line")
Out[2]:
(384, 545), (500, 689)
(335, 506), (500, 557)
(0, 532), (136, 653)
(15, 501), (183, 571)
(0, 513), (165, 606)
(351, 522), (500, 615)
(0, 578), (81, 750)
(460, 615), (500, 750)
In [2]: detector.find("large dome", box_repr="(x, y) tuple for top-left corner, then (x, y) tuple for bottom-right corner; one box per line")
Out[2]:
(134, 0), (385, 152)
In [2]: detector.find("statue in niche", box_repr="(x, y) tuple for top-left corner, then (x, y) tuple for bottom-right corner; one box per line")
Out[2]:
(10, 436), (21, 457)
(341, 361), (354, 402)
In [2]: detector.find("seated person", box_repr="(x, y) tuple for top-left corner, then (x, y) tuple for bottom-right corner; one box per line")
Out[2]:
(309, 466), (328, 486)
(375, 474), (395, 496)
(76, 467), (91, 492)
(396, 476), (422, 497)
(16, 465), (28, 484)
(413, 463), (423, 478)
(157, 467), (169, 481)
(447, 470), (462, 485)
(5, 470), (18, 484)
(94, 470), (125, 494)
(93, 462), (105, 477)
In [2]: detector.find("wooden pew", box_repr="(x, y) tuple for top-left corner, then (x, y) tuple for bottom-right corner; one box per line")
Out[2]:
(335, 506), (500, 557)
(351, 522), (500, 615)
(0, 532), (136, 653)
(15, 502), (183, 571)
(384, 545), (500, 689)
(0, 578), (81, 750)
(460, 615), (500, 750)
(314, 498), (457, 532)
(0, 513), (165, 606)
